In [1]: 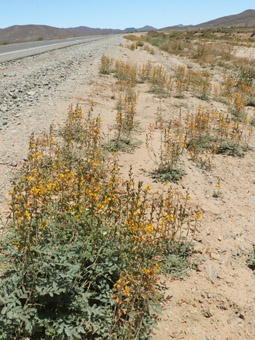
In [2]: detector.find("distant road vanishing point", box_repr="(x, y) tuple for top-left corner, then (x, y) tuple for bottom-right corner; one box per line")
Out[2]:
(0, 35), (114, 62)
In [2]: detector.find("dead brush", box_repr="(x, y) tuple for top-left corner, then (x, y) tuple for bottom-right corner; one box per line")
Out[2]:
(142, 45), (155, 54)
(127, 42), (136, 50)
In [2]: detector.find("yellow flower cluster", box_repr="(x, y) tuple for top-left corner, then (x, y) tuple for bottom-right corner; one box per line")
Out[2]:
(8, 101), (200, 331)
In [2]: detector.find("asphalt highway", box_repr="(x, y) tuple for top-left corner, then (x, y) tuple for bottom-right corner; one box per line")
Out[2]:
(0, 35), (110, 63)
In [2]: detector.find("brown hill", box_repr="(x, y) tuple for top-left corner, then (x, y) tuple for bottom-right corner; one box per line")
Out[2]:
(197, 9), (255, 28)
(0, 24), (123, 44)
(163, 9), (255, 31)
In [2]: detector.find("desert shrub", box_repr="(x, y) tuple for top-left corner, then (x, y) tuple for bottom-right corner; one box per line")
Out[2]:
(124, 35), (141, 41)
(238, 64), (255, 85)
(142, 45), (155, 54)
(145, 31), (234, 65)
(137, 41), (144, 47)
(146, 122), (186, 182)
(188, 69), (211, 100)
(0, 105), (199, 340)
(100, 56), (172, 96)
(184, 106), (252, 159)
(114, 60), (138, 87)
(105, 88), (140, 152)
(174, 66), (190, 97)
(99, 55), (113, 75)
(146, 32), (186, 55)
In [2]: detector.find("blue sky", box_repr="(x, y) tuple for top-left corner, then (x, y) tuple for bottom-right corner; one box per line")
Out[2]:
(1, 0), (255, 29)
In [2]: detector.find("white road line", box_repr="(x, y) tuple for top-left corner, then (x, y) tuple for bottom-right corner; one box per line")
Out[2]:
(0, 39), (86, 56)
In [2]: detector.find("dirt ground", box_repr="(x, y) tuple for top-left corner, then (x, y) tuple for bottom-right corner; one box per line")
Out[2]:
(1, 36), (255, 340)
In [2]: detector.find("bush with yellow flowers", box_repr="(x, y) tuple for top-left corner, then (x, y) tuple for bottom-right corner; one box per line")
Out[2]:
(100, 56), (172, 96)
(0, 104), (199, 340)
(184, 106), (253, 158)
(105, 87), (140, 152)
(146, 121), (187, 182)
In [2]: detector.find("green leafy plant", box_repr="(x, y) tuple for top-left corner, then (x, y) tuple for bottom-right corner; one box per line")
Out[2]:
(161, 242), (193, 276)
(0, 105), (199, 340)
(150, 167), (185, 183)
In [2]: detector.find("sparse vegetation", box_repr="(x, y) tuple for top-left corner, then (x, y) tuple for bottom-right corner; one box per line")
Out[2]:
(184, 106), (252, 158)
(99, 54), (114, 75)
(1, 25), (255, 340)
(146, 122), (186, 182)
(0, 102), (199, 339)
(124, 35), (143, 42)
(105, 88), (140, 152)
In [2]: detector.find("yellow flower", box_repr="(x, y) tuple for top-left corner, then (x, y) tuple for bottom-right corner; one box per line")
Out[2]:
(14, 241), (22, 250)
(124, 285), (130, 297)
(194, 210), (202, 221)
(143, 268), (151, 276)
(39, 221), (47, 229)
(32, 152), (41, 160)
(74, 215), (80, 221)
(166, 213), (174, 222)
(25, 210), (31, 220)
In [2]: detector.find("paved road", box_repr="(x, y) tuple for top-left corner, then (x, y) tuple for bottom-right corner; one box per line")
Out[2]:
(0, 35), (111, 63)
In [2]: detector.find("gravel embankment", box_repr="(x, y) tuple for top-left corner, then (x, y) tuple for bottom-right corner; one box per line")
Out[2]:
(0, 35), (122, 209)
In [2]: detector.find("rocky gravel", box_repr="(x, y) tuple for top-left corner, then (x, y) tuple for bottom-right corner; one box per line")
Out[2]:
(0, 36), (120, 130)
(0, 35), (122, 211)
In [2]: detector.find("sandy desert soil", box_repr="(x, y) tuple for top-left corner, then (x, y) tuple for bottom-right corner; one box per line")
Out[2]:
(0, 35), (255, 340)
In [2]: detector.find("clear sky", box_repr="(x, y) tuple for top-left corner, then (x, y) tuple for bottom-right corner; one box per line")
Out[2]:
(1, 0), (255, 29)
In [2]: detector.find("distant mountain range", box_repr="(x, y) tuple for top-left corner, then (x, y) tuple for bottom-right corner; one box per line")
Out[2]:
(0, 25), (123, 44)
(162, 9), (255, 30)
(124, 26), (157, 33)
(0, 24), (158, 44)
